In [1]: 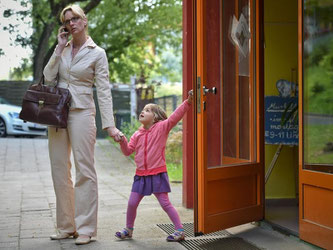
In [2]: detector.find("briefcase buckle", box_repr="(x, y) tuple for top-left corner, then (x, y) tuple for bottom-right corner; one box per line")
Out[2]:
(38, 100), (44, 108)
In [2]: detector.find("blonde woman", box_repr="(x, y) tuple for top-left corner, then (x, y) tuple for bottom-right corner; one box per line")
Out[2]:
(43, 4), (122, 245)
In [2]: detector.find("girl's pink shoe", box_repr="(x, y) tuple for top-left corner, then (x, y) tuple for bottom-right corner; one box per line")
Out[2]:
(115, 228), (133, 239)
(166, 230), (185, 242)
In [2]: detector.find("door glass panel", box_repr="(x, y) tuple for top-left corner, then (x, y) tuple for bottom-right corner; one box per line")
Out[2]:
(204, 0), (256, 168)
(222, 0), (256, 164)
(303, 1), (333, 172)
(238, 0), (252, 160)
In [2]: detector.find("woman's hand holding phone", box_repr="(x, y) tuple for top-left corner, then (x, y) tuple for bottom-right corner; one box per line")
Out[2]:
(55, 26), (69, 55)
(57, 26), (69, 46)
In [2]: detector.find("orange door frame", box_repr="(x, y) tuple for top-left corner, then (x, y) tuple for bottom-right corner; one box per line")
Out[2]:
(182, 0), (195, 208)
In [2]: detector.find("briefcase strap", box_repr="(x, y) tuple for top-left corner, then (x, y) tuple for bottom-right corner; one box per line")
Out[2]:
(37, 75), (60, 89)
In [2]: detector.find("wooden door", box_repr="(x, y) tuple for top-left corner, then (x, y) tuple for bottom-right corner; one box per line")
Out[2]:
(194, 0), (264, 234)
(299, 0), (333, 248)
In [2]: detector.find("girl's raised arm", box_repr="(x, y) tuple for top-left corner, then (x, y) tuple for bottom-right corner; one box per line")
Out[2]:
(164, 90), (193, 132)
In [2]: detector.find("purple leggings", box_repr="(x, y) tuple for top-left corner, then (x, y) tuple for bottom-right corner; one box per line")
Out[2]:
(126, 192), (183, 230)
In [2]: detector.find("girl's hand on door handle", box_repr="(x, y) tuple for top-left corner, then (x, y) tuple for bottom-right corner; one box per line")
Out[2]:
(187, 90), (193, 104)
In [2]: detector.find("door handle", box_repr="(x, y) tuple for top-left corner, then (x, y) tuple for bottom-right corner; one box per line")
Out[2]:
(203, 86), (217, 95)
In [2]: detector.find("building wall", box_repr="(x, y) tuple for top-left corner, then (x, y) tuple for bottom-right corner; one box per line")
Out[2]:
(0, 81), (31, 106)
(264, 0), (298, 199)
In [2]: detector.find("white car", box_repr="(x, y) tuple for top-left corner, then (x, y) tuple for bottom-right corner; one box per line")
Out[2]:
(0, 97), (47, 137)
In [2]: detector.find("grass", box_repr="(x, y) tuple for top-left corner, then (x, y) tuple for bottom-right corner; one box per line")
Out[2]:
(304, 124), (333, 164)
(166, 163), (183, 183)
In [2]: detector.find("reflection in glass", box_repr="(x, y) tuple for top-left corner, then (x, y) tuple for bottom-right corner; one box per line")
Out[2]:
(204, 0), (256, 168)
(222, 0), (256, 163)
(303, 0), (333, 169)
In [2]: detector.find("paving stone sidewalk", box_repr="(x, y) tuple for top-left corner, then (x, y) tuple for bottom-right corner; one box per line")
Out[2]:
(0, 138), (319, 250)
(0, 138), (191, 250)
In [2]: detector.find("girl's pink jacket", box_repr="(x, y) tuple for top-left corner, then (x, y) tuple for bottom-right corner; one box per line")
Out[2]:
(120, 100), (191, 176)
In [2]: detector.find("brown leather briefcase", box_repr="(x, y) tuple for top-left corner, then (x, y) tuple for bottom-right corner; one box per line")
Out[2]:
(19, 77), (71, 128)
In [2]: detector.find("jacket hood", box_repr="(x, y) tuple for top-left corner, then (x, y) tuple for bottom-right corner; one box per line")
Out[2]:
(138, 122), (160, 132)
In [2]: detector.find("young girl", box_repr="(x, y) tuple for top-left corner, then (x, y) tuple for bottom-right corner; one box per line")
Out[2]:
(115, 91), (193, 242)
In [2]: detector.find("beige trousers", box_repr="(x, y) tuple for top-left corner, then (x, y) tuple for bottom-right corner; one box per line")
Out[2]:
(48, 108), (98, 237)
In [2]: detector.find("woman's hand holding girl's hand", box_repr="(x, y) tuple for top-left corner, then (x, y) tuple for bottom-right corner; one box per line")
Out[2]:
(187, 90), (193, 104)
(107, 127), (124, 142)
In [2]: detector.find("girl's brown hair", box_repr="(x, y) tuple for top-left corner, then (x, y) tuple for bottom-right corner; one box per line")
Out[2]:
(145, 103), (168, 123)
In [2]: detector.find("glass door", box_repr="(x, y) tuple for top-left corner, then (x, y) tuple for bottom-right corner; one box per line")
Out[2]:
(194, 0), (264, 234)
(299, 0), (333, 248)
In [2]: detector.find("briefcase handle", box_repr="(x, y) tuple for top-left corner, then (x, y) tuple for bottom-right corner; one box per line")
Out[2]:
(35, 76), (60, 91)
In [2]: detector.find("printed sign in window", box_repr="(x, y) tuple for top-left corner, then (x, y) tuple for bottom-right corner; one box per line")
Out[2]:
(265, 96), (298, 145)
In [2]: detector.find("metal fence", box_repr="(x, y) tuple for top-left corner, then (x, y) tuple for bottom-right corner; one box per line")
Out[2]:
(154, 95), (182, 116)
(0, 81), (31, 106)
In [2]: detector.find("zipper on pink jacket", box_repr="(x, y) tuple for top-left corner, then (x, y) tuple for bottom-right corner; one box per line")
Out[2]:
(144, 133), (148, 170)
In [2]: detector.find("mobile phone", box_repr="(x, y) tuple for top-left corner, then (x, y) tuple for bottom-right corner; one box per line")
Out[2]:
(62, 27), (68, 32)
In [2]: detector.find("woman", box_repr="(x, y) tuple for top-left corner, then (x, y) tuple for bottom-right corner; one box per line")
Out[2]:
(43, 4), (122, 245)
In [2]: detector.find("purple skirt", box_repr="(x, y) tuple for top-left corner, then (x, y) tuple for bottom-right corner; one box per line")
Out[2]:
(131, 172), (171, 196)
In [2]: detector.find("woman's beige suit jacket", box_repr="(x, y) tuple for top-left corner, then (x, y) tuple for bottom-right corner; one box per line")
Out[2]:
(43, 37), (115, 129)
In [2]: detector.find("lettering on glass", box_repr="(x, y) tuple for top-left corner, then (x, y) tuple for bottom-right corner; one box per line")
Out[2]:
(265, 96), (299, 145)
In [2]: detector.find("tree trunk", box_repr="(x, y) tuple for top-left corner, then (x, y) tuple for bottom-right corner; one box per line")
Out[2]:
(33, 21), (56, 83)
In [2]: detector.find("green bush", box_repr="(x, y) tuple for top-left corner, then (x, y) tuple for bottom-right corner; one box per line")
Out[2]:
(120, 120), (141, 141)
(166, 130), (183, 164)
(166, 129), (183, 182)
(311, 81), (325, 95)
(308, 43), (329, 66)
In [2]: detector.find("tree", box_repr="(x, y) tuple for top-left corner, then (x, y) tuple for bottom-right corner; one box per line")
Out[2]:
(88, 0), (182, 83)
(2, 0), (101, 81)
(1, 0), (182, 83)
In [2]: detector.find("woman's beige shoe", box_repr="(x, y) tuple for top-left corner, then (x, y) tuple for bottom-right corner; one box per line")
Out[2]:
(50, 232), (78, 240)
(75, 235), (91, 245)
